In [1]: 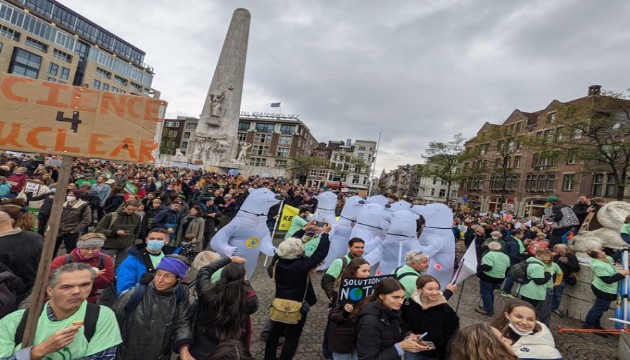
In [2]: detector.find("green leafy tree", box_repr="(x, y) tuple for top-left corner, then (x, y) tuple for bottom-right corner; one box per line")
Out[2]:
(423, 133), (469, 203)
(289, 155), (330, 184)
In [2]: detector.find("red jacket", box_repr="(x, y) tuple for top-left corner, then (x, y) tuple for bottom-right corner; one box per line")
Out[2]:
(6, 173), (27, 193)
(49, 249), (115, 303)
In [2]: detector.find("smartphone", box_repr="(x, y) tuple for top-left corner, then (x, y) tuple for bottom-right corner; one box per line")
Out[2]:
(421, 341), (436, 350)
(316, 221), (324, 227)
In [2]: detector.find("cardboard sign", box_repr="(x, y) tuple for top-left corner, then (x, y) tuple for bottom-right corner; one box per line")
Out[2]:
(0, 73), (167, 163)
(24, 181), (40, 193)
(338, 275), (392, 304)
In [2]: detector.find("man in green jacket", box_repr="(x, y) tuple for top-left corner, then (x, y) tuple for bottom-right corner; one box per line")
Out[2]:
(476, 241), (510, 316)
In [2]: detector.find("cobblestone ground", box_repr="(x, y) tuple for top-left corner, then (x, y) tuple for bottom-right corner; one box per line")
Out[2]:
(248, 250), (619, 360)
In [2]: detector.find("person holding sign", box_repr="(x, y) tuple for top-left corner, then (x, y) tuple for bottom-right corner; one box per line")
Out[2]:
(328, 258), (370, 360)
(401, 275), (460, 360)
(355, 278), (429, 359)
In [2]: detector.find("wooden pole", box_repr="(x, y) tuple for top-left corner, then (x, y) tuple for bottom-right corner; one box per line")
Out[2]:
(22, 155), (74, 347)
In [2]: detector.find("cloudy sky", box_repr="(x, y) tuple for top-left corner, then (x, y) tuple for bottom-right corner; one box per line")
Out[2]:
(61, 0), (630, 174)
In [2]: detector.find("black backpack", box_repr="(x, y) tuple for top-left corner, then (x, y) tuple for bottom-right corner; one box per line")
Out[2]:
(14, 303), (100, 345)
(0, 270), (20, 319)
(510, 261), (545, 284)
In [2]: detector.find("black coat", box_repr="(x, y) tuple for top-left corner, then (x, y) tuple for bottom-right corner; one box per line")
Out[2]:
(270, 233), (330, 306)
(401, 298), (460, 360)
(553, 253), (580, 275)
(356, 302), (404, 360)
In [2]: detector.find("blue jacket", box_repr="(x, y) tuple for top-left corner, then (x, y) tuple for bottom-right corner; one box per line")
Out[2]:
(152, 208), (180, 230)
(116, 243), (180, 295)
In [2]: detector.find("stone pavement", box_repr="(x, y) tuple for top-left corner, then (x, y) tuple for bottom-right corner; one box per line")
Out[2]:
(247, 254), (619, 360)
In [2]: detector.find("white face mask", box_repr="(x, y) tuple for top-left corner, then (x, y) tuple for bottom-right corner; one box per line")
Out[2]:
(66, 196), (76, 202)
(508, 322), (534, 336)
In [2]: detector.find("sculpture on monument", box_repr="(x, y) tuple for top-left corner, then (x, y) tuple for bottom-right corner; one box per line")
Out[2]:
(236, 142), (252, 164)
(209, 91), (226, 118)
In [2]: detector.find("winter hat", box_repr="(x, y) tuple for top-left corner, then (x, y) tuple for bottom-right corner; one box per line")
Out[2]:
(77, 233), (106, 249)
(155, 257), (189, 279)
(547, 195), (559, 202)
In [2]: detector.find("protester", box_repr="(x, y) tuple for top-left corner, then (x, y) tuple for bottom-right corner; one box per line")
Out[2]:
(546, 196), (579, 248)
(96, 200), (142, 265)
(327, 258), (371, 360)
(49, 233), (114, 303)
(490, 300), (563, 359)
(152, 199), (184, 241)
(355, 277), (428, 359)
(264, 224), (331, 360)
(401, 274), (460, 360)
(476, 241), (510, 316)
(0, 263), (122, 358)
(177, 204), (205, 249)
(284, 205), (311, 239)
(501, 229), (529, 297)
(116, 228), (180, 295)
(54, 189), (92, 257)
(190, 256), (257, 359)
(113, 255), (193, 360)
(550, 244), (580, 317)
(583, 248), (630, 330)
(448, 323), (518, 360)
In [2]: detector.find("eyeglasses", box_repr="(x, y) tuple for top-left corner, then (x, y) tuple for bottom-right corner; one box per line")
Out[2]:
(154, 271), (176, 281)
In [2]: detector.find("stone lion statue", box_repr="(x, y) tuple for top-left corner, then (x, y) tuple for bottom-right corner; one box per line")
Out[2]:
(570, 201), (630, 252)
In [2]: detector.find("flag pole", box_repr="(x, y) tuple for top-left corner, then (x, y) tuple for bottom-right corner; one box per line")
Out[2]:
(368, 131), (381, 196)
(264, 200), (285, 267)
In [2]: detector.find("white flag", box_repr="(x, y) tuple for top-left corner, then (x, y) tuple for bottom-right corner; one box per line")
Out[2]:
(450, 243), (478, 285)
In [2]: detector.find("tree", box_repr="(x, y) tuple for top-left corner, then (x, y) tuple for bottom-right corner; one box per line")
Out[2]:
(486, 126), (524, 211)
(423, 133), (469, 204)
(546, 91), (630, 200)
(288, 155), (330, 184)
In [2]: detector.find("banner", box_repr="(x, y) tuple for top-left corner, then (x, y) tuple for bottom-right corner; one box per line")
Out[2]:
(451, 242), (478, 285)
(338, 275), (392, 304)
(0, 73), (167, 163)
(278, 204), (298, 231)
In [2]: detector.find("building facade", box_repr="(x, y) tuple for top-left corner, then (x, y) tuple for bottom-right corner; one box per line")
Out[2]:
(377, 164), (459, 204)
(459, 86), (630, 217)
(0, 0), (157, 96)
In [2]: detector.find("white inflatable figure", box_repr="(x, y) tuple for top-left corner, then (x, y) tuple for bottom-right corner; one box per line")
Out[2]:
(210, 187), (282, 278)
(387, 200), (413, 213)
(320, 195), (365, 269)
(378, 209), (420, 275)
(571, 201), (630, 252)
(303, 191), (338, 257)
(416, 203), (456, 290)
(352, 203), (389, 264)
(366, 194), (390, 206)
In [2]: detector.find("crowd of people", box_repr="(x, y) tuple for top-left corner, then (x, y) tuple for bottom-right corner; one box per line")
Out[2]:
(0, 152), (627, 359)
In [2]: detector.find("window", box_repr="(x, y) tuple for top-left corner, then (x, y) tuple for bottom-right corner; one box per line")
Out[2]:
(537, 175), (546, 191)
(255, 123), (275, 133)
(10, 48), (42, 78)
(526, 175), (534, 192)
(352, 176), (360, 184)
(310, 169), (318, 176)
(183, 132), (190, 139)
(60, 66), (69, 80)
(567, 150), (577, 164)
(572, 127), (582, 139)
(0, 25), (20, 41)
(592, 174), (604, 196)
(130, 82), (142, 93)
(562, 173), (575, 191)
(92, 79), (101, 90)
(45, 76), (56, 82)
(279, 136), (292, 146)
(556, 127), (564, 141)
(513, 156), (521, 169)
(253, 133), (271, 144)
(238, 122), (250, 131)
(358, 146), (366, 151)
(275, 159), (288, 168)
(605, 175), (617, 198)
(280, 124), (295, 134)
(253, 145), (269, 156)
(186, 123), (197, 129)
(237, 132), (247, 141)
(277, 147), (289, 157)
(544, 129), (554, 143)
(546, 174), (556, 191)
(430, 189), (435, 196)
(52, 48), (71, 63)
(439, 189), (446, 198)
(48, 62), (58, 75)
(96, 67), (112, 79)
(101, 83), (109, 91)
(547, 112), (557, 124)
(249, 157), (267, 166)
(432, 178), (437, 185)
(25, 36), (47, 52)
(113, 75), (128, 86)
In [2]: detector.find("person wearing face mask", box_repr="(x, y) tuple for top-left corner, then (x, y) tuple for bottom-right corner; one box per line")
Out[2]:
(49, 233), (114, 303)
(490, 300), (562, 359)
(401, 275), (460, 360)
(54, 189), (92, 258)
(115, 228), (181, 295)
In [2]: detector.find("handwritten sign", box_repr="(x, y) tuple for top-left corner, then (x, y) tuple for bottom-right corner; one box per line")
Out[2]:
(0, 73), (167, 163)
(338, 275), (392, 304)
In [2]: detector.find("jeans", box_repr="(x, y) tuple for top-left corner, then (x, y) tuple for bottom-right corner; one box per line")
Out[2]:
(264, 314), (308, 360)
(502, 274), (514, 294)
(551, 281), (566, 311)
(479, 279), (498, 314)
(584, 297), (612, 328)
(332, 352), (357, 360)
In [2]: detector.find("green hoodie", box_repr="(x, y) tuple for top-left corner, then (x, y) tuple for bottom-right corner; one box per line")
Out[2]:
(591, 257), (620, 295)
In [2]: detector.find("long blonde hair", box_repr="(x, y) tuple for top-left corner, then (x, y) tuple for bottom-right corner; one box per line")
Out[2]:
(448, 323), (517, 360)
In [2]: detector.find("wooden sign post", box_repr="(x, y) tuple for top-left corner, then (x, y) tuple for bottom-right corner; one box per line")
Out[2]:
(0, 72), (167, 348)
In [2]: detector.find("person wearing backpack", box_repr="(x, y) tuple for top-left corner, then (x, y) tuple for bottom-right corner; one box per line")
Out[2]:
(547, 195), (579, 247)
(518, 249), (557, 315)
(393, 251), (430, 299)
(112, 255), (193, 360)
(96, 200), (142, 266)
(500, 229), (529, 298)
(0, 263), (122, 359)
(49, 233), (114, 303)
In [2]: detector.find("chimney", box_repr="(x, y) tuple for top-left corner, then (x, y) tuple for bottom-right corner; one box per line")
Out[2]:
(588, 85), (601, 96)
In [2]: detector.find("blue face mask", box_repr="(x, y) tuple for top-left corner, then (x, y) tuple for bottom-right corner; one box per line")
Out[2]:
(146, 239), (165, 252)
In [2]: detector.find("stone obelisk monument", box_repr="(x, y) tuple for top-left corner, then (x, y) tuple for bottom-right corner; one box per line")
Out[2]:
(187, 8), (250, 168)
